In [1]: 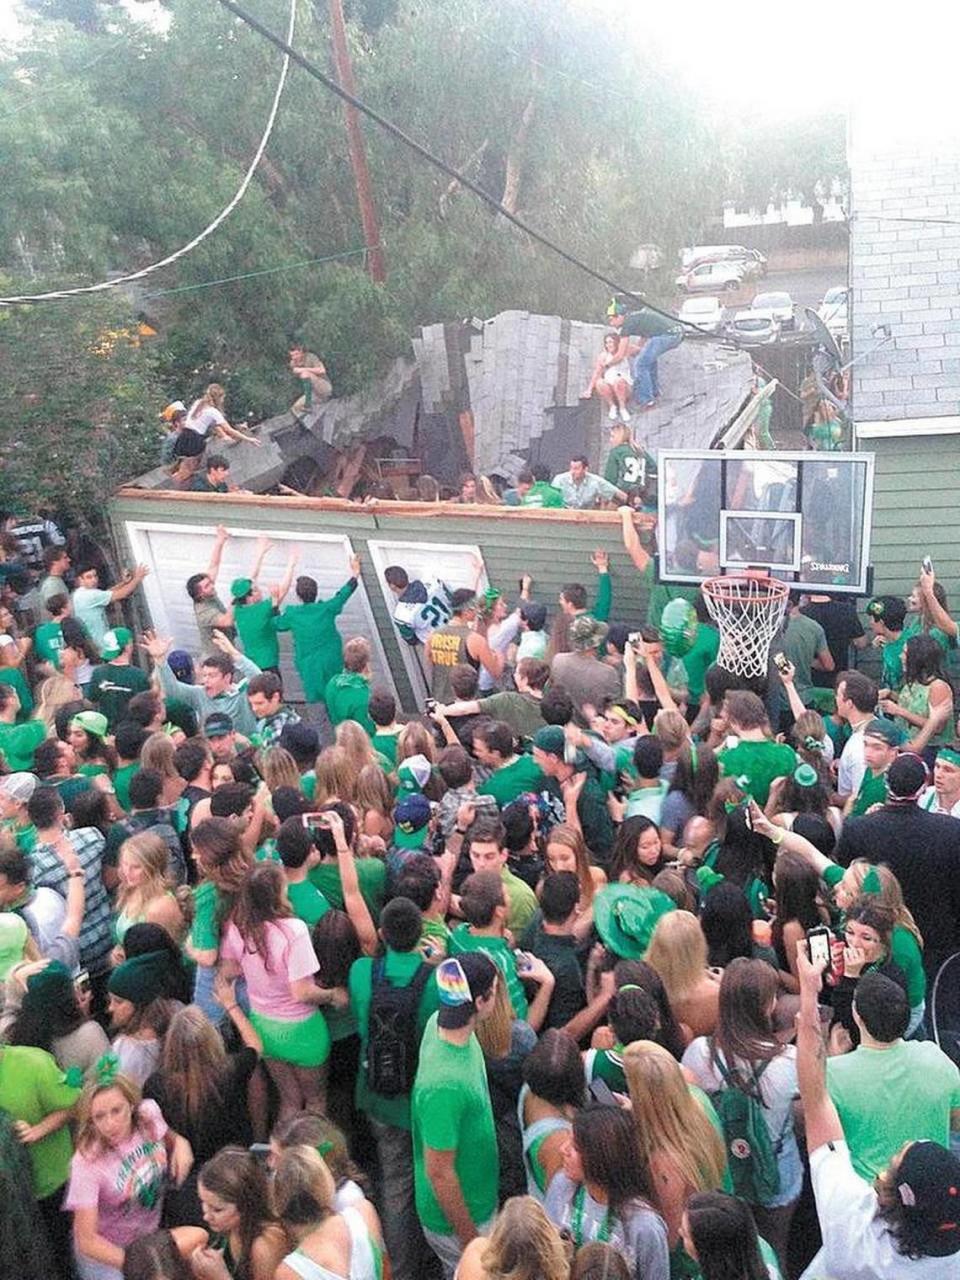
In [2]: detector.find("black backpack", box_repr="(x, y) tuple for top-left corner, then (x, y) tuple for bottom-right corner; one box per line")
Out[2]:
(365, 958), (432, 1098)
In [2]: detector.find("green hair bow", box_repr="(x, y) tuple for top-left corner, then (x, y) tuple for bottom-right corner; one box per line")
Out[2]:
(94, 1052), (121, 1087)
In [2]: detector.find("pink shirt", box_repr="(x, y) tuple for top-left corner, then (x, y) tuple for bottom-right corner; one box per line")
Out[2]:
(220, 916), (319, 1021)
(65, 1098), (168, 1248)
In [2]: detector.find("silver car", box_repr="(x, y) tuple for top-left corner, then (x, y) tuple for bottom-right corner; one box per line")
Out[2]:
(728, 308), (780, 344)
(752, 291), (795, 331)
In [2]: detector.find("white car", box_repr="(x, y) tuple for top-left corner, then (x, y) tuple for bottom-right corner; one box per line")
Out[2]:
(818, 286), (848, 339)
(728, 308), (780, 344)
(679, 295), (725, 334)
(675, 261), (745, 293)
(752, 290), (795, 331)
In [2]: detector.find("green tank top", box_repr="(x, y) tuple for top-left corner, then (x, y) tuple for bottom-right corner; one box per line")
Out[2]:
(897, 681), (950, 748)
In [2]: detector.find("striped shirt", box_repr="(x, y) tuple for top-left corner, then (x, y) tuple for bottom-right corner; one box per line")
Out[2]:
(31, 827), (112, 973)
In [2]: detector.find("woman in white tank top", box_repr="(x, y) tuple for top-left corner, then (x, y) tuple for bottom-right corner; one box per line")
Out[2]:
(273, 1146), (384, 1280)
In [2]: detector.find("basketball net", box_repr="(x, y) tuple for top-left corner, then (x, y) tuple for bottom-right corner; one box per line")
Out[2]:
(701, 573), (789, 679)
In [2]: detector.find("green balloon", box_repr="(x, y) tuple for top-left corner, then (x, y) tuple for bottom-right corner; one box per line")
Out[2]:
(660, 597), (699, 658)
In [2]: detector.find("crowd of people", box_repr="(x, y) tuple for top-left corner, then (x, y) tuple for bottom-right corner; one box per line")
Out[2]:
(2, 502), (960, 1280)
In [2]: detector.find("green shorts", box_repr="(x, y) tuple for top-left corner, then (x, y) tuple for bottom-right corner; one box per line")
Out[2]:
(250, 1009), (330, 1067)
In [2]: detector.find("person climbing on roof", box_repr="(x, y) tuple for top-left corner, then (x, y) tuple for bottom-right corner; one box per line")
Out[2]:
(607, 304), (685, 411)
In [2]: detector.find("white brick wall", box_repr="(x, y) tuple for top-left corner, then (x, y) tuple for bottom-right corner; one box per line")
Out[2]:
(852, 137), (960, 421)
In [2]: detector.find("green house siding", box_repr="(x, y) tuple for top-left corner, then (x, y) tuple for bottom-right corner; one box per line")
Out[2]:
(109, 492), (651, 712)
(869, 435), (960, 600)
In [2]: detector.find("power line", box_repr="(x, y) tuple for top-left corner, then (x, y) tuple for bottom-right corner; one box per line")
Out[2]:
(0, 0), (296, 305)
(142, 246), (370, 297)
(212, 0), (718, 337)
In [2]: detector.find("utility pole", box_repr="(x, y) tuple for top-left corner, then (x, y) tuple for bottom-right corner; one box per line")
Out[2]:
(328, 0), (387, 283)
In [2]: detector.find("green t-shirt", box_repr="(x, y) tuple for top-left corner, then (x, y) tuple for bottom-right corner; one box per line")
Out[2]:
(449, 925), (528, 1019)
(348, 948), (440, 1129)
(287, 878), (330, 928)
(420, 916), (452, 961)
(113, 761), (139, 813)
(308, 857), (386, 919)
(717, 739), (798, 807)
(502, 865), (538, 936)
(476, 755), (545, 807)
(0, 668), (33, 717)
(783, 613), (829, 699)
(235, 598), (280, 671)
(604, 443), (655, 495)
(190, 880), (224, 952)
(324, 671), (374, 734)
(891, 924), (927, 1009)
(681, 623), (720, 702)
(0, 1044), (82, 1197)
(274, 581), (356, 701)
(412, 1013), (499, 1235)
(852, 768), (888, 817)
(827, 1040), (960, 1180)
(370, 730), (400, 767)
(520, 481), (564, 509)
(2, 819), (36, 855)
(87, 662), (149, 728)
(0, 719), (45, 772)
(33, 621), (65, 669)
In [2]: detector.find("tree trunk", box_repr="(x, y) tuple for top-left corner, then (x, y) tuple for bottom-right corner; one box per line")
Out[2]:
(501, 82), (538, 216)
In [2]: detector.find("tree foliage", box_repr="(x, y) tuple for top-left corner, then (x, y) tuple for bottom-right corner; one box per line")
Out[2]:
(0, 0), (837, 517)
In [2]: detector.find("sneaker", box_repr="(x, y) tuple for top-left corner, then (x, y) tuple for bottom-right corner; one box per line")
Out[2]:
(608, 405), (619, 420)
(619, 408), (632, 424)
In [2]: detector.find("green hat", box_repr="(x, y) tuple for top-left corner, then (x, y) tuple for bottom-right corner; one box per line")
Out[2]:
(864, 717), (905, 747)
(0, 915), (28, 982)
(70, 710), (109, 740)
(593, 884), (676, 959)
(107, 949), (176, 1006)
(100, 627), (133, 660)
(230, 577), (254, 602)
(793, 762), (820, 787)
(24, 960), (74, 1011)
(482, 587), (502, 608)
(533, 725), (566, 759)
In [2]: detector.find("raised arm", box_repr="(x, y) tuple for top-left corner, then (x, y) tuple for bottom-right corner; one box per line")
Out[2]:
(776, 658), (808, 722)
(141, 632), (203, 711)
(795, 939), (843, 1154)
(271, 546), (300, 607)
(108, 564), (149, 603)
(328, 811), (377, 956)
(205, 525), (230, 584)
(249, 536), (273, 585)
(637, 639), (679, 714)
(920, 566), (959, 641)
(591, 550), (612, 620)
(619, 506), (651, 573)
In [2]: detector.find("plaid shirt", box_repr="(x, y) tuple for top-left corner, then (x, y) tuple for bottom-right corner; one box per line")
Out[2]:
(256, 705), (301, 748)
(31, 827), (113, 973)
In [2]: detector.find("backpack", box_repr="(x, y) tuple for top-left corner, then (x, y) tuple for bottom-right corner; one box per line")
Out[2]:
(365, 958), (432, 1098)
(710, 1052), (784, 1204)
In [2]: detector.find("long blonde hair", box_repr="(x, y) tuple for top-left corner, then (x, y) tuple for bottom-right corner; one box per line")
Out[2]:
(397, 721), (436, 764)
(355, 763), (393, 821)
(141, 733), (183, 801)
(313, 746), (356, 805)
(622, 1039), (727, 1195)
(76, 1073), (147, 1157)
(475, 972), (511, 1060)
(335, 721), (378, 776)
(32, 676), (74, 731)
(116, 832), (172, 917)
(645, 910), (709, 1004)
(159, 1005), (230, 1127)
(844, 859), (923, 948)
(546, 824), (596, 904)
(481, 1196), (569, 1280)
(273, 1145), (336, 1233)
(256, 746), (301, 794)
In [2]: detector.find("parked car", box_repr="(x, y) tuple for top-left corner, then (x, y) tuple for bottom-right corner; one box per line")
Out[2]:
(676, 261), (745, 293)
(752, 290), (795, 330)
(727, 308), (780, 344)
(818, 286), (848, 339)
(679, 295), (725, 334)
(736, 249), (768, 278)
(681, 244), (767, 277)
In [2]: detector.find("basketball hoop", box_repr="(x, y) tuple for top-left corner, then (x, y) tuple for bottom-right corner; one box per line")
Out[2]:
(701, 572), (789, 679)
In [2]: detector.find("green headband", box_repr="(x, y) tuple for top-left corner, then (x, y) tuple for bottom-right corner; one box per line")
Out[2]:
(938, 747), (960, 768)
(689, 740), (698, 776)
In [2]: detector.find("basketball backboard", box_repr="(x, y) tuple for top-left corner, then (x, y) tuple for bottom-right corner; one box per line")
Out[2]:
(656, 449), (875, 595)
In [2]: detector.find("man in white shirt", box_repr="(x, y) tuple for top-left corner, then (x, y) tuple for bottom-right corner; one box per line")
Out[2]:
(552, 454), (628, 510)
(920, 742), (960, 817)
(796, 938), (960, 1279)
(836, 670), (879, 803)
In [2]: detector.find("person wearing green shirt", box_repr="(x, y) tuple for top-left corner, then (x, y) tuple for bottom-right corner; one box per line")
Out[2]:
(826, 971), (960, 1182)
(86, 628), (149, 728)
(717, 691), (797, 807)
(783, 594), (834, 701)
(0, 684), (45, 772)
(348, 898), (440, 1280)
(0, 651), (33, 718)
(275, 816), (331, 927)
(849, 718), (903, 817)
(866, 595), (911, 691)
(474, 720), (546, 809)
(309, 846), (387, 920)
(604, 422), (656, 505)
(449, 870), (529, 1020)
(681, 611), (721, 703)
(515, 468), (565, 509)
(412, 953), (499, 1274)
(325, 637), (374, 733)
(0, 772), (38, 854)
(230, 536), (299, 674)
(33, 592), (70, 670)
(274, 556), (360, 704)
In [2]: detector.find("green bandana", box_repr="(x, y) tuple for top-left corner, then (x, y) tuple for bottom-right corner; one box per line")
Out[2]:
(938, 746), (960, 769)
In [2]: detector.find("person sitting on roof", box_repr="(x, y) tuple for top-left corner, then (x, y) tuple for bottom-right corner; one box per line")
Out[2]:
(586, 331), (635, 424)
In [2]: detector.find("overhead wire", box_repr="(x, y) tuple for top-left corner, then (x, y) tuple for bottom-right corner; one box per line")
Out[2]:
(0, 0), (297, 305)
(142, 246), (371, 297)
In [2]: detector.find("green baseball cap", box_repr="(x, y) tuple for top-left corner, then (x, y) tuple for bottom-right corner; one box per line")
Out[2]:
(593, 884), (676, 959)
(100, 627), (133, 660)
(231, 577), (253, 602)
(70, 711), (109, 740)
